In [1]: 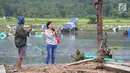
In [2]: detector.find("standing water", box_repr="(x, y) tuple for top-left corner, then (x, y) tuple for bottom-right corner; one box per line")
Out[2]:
(0, 31), (130, 66)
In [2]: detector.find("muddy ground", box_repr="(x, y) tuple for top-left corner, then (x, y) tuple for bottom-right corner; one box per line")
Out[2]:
(6, 62), (116, 73)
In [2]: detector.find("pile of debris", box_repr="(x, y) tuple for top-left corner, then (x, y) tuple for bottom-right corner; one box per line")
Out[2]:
(6, 62), (115, 73)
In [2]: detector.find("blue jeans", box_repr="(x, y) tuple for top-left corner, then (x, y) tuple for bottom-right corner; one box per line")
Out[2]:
(45, 44), (57, 64)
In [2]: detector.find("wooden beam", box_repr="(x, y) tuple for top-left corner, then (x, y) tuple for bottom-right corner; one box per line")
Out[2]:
(63, 59), (95, 66)
(104, 64), (130, 73)
(106, 62), (130, 67)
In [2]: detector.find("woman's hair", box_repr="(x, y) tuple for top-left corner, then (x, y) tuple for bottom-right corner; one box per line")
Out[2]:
(46, 21), (52, 29)
(52, 28), (55, 31)
(46, 21), (55, 31)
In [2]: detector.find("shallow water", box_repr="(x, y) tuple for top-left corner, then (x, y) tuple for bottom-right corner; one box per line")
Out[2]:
(0, 31), (130, 66)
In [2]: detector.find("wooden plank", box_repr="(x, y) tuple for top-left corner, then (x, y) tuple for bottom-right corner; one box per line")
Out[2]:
(0, 65), (6, 73)
(104, 64), (130, 73)
(107, 62), (130, 67)
(63, 59), (95, 66)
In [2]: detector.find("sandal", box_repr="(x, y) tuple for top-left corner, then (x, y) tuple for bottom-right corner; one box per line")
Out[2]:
(18, 68), (25, 72)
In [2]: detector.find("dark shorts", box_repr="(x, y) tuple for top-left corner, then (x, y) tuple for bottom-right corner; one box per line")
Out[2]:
(18, 46), (27, 59)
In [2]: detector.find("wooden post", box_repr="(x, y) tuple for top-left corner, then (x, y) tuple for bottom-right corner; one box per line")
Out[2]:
(96, 0), (110, 58)
(97, 0), (103, 49)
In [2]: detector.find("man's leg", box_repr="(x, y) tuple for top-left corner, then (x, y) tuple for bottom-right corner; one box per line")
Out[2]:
(17, 47), (26, 70)
(18, 58), (22, 70)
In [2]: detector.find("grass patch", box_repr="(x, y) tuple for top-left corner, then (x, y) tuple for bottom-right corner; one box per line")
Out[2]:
(0, 17), (130, 27)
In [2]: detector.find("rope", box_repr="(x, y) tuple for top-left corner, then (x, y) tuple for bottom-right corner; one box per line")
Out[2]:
(100, 40), (104, 49)
(33, 45), (44, 52)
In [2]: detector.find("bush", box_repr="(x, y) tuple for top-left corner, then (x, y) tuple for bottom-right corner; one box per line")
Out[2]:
(116, 19), (121, 22)
(87, 15), (97, 24)
(6, 17), (12, 22)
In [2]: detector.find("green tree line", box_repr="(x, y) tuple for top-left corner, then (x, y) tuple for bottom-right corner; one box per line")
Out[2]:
(0, 0), (130, 18)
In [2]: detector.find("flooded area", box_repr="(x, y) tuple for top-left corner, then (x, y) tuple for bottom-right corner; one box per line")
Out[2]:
(0, 30), (130, 66)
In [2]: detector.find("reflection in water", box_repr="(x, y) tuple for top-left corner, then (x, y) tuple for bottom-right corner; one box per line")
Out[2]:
(0, 31), (130, 65)
(128, 34), (130, 40)
(61, 32), (76, 41)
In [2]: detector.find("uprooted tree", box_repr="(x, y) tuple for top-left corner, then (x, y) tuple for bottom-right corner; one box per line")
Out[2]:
(72, 0), (112, 62)
(95, 0), (111, 59)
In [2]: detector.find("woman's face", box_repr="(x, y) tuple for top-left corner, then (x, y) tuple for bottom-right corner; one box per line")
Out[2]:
(48, 23), (53, 29)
